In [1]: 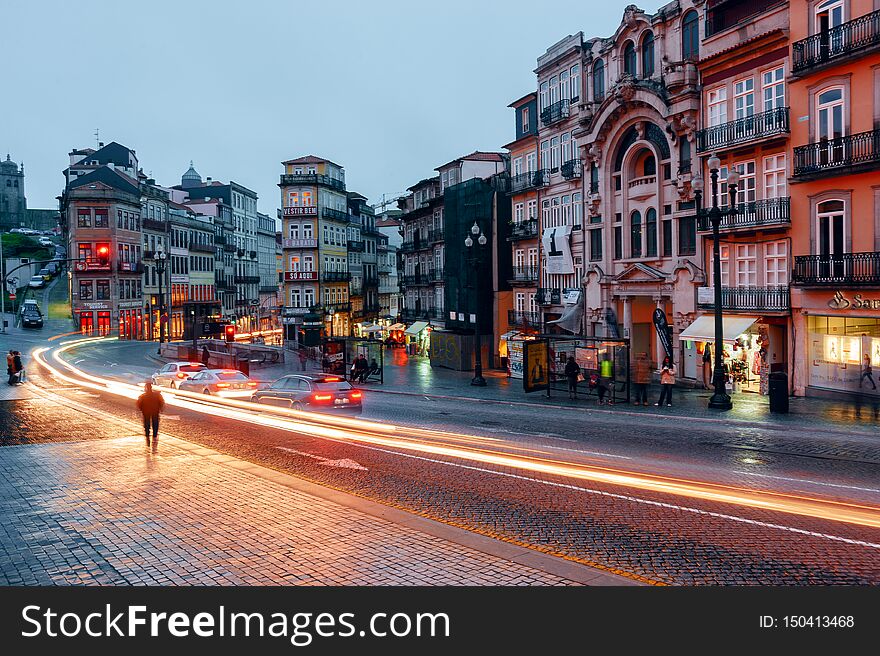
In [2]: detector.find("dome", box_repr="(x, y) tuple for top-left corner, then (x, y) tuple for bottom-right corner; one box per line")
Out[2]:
(181, 160), (201, 188)
(0, 154), (19, 174)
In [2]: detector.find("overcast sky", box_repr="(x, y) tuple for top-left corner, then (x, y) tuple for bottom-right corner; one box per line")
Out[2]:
(5, 0), (626, 215)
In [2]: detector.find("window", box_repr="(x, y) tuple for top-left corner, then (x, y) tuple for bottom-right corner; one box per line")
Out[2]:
(678, 216), (696, 255)
(94, 209), (108, 228)
(763, 154), (787, 199)
(762, 67), (785, 111)
(735, 244), (757, 287)
(623, 41), (637, 76)
(527, 199), (537, 220)
(662, 218), (672, 257)
(521, 107), (529, 133)
(526, 152), (537, 172)
(570, 64), (580, 101)
(513, 157), (523, 176)
(707, 87), (727, 126)
(288, 191), (299, 206)
(630, 210), (642, 258)
(682, 10), (699, 60)
(77, 209), (91, 228)
(590, 228), (603, 261)
(645, 208), (657, 257)
(291, 289), (301, 307)
(561, 133), (571, 163)
(816, 199), (845, 257)
(816, 0), (845, 37)
(733, 161), (756, 205)
(642, 32), (654, 78)
(679, 139), (692, 173)
(550, 137), (560, 169)
(549, 75), (559, 104)
(514, 203), (524, 223)
(96, 280), (110, 300)
(734, 78), (755, 119)
(765, 241), (788, 286)
(643, 154), (656, 176)
(540, 81), (549, 111)
(79, 280), (93, 300)
(592, 59), (605, 101)
(614, 226), (622, 260)
(540, 140), (549, 168)
(560, 69), (570, 101)
(817, 87), (845, 165)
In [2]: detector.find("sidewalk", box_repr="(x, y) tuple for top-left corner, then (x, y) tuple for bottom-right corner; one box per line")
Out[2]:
(0, 434), (626, 585)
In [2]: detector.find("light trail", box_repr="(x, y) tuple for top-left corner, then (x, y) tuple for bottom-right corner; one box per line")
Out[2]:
(32, 337), (880, 531)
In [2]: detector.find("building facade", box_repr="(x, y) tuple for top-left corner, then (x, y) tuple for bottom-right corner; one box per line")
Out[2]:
(257, 211), (281, 331)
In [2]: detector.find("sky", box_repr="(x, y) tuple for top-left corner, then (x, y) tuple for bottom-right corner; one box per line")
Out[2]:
(4, 0), (626, 215)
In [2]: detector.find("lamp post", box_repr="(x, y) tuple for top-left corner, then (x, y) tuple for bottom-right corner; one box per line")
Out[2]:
(327, 305), (335, 339)
(464, 220), (487, 387)
(694, 154), (739, 411)
(152, 248), (168, 355)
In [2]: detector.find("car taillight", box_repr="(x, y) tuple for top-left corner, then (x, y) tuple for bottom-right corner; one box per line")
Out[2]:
(215, 382), (231, 388)
(313, 393), (332, 401)
(176, 372), (187, 378)
(350, 391), (362, 399)
(247, 382), (257, 387)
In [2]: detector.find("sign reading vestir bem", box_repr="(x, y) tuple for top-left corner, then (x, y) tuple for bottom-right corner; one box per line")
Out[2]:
(653, 308), (673, 359)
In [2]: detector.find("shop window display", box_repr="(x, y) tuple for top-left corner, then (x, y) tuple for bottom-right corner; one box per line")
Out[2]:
(808, 316), (880, 394)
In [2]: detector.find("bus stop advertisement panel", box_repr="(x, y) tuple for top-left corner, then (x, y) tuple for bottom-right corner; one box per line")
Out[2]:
(523, 336), (629, 403)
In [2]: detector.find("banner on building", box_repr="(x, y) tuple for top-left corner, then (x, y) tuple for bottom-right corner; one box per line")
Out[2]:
(542, 225), (574, 274)
(653, 308), (673, 358)
(605, 307), (620, 339)
(523, 340), (549, 393)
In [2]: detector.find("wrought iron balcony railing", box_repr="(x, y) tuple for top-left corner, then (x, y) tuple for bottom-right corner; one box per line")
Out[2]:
(697, 286), (790, 312)
(697, 197), (790, 232)
(540, 99), (570, 126)
(428, 228), (444, 243)
(142, 218), (169, 232)
(509, 219), (539, 240)
(793, 252), (880, 285)
(696, 107), (789, 153)
(188, 242), (214, 253)
(223, 243), (237, 253)
(509, 169), (549, 193)
(560, 159), (582, 179)
(347, 240), (365, 252)
(508, 310), (542, 328)
(321, 206), (350, 222)
(511, 265), (539, 282)
(792, 9), (880, 73)
(233, 275), (260, 284)
(793, 129), (880, 178)
(279, 173), (345, 191)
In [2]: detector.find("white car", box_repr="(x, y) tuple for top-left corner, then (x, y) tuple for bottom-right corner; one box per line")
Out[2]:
(28, 275), (45, 288)
(177, 369), (258, 398)
(151, 362), (207, 388)
(39, 237), (54, 247)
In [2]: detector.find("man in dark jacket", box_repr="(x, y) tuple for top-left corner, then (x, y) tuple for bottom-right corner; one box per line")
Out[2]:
(564, 356), (581, 399)
(12, 352), (24, 385)
(201, 345), (211, 367)
(136, 382), (165, 446)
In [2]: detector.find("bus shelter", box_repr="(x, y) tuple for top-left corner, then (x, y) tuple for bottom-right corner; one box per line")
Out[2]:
(321, 337), (385, 384)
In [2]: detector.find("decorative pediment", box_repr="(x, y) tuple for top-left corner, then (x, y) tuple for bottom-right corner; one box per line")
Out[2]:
(614, 262), (667, 283)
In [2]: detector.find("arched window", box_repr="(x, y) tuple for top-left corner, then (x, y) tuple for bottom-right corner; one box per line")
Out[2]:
(630, 210), (642, 258)
(682, 11), (699, 61)
(643, 154), (656, 176)
(642, 32), (655, 78)
(623, 41), (637, 76)
(593, 59), (605, 101)
(646, 208), (657, 257)
(816, 199), (846, 279)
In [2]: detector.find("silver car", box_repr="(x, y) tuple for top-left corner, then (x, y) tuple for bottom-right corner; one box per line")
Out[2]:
(151, 362), (207, 388)
(177, 369), (258, 398)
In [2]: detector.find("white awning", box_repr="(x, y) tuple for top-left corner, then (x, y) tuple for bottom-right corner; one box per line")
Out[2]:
(362, 324), (383, 333)
(500, 331), (522, 341)
(404, 321), (429, 335)
(387, 323), (406, 332)
(679, 315), (760, 344)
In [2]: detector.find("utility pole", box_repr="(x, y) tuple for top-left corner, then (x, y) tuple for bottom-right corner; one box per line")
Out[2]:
(0, 233), (6, 334)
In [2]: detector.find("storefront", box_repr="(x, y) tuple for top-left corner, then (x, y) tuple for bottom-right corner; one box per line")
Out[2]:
(404, 321), (431, 356)
(500, 331), (537, 378)
(385, 323), (406, 347)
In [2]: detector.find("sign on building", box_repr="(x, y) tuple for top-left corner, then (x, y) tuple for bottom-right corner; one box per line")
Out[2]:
(541, 225), (574, 274)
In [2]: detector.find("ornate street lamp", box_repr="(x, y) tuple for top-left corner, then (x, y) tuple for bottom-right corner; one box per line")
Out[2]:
(148, 247), (168, 355)
(464, 220), (488, 386)
(694, 154), (739, 410)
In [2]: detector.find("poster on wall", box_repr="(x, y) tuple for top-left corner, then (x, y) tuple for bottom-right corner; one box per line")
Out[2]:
(542, 225), (574, 274)
(508, 339), (524, 379)
(523, 340), (549, 393)
(575, 346), (597, 371)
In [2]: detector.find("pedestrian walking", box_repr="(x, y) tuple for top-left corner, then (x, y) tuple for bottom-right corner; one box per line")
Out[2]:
(12, 351), (24, 385)
(655, 356), (675, 407)
(353, 353), (369, 383)
(860, 354), (876, 390)
(136, 381), (165, 447)
(298, 348), (308, 371)
(201, 345), (211, 368)
(632, 352), (651, 406)
(6, 350), (14, 386)
(564, 356), (581, 400)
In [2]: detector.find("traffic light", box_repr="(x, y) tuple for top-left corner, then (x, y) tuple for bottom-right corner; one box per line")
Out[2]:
(224, 324), (235, 342)
(96, 245), (110, 266)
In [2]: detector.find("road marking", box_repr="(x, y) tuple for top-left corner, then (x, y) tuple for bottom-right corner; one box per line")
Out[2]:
(276, 446), (368, 471)
(732, 470), (880, 495)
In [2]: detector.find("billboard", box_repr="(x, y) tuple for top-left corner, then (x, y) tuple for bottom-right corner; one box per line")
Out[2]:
(523, 340), (549, 393)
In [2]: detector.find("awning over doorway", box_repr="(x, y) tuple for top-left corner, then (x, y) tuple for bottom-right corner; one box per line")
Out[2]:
(362, 324), (383, 333)
(679, 315), (760, 343)
(404, 321), (429, 335)
(387, 323), (406, 332)
(500, 330), (522, 341)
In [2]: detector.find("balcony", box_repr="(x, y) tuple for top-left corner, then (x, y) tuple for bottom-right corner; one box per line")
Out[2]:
(540, 99), (570, 126)
(321, 207), (350, 222)
(428, 228), (444, 243)
(223, 243), (237, 253)
(697, 286), (790, 313)
(347, 240), (365, 252)
(508, 310), (542, 328)
(560, 159), (582, 179)
(695, 107), (789, 154)
(72, 259), (111, 273)
(431, 268), (444, 281)
(279, 173), (345, 191)
(282, 205), (318, 217)
(792, 129), (880, 180)
(537, 287), (561, 305)
(189, 242), (214, 254)
(401, 308), (429, 321)
(142, 218), (168, 232)
(259, 285), (279, 294)
(697, 197), (790, 233)
(234, 275), (260, 284)
(510, 265), (539, 283)
(400, 238), (429, 253)
(704, 0), (786, 39)
(363, 276), (379, 287)
(283, 270), (318, 282)
(117, 261), (144, 274)
(793, 252), (880, 286)
(509, 169), (549, 193)
(402, 273), (431, 286)
(249, 250), (257, 259)
(282, 237), (318, 249)
(324, 302), (351, 313)
(509, 219), (539, 241)
(792, 10), (880, 75)
(363, 303), (381, 315)
(321, 270), (352, 282)
(627, 175), (656, 200)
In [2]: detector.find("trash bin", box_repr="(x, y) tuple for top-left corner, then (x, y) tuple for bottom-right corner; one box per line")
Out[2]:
(768, 371), (788, 413)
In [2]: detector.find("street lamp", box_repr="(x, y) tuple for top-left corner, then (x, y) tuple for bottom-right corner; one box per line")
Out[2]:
(694, 153), (739, 411)
(151, 247), (168, 355)
(327, 305), (335, 339)
(464, 220), (488, 387)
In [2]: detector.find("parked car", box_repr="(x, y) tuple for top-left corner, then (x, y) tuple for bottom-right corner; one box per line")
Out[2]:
(39, 237), (54, 247)
(38, 267), (52, 281)
(251, 374), (363, 414)
(177, 369), (258, 398)
(28, 275), (45, 288)
(150, 362), (208, 388)
(20, 302), (43, 329)
(45, 262), (59, 275)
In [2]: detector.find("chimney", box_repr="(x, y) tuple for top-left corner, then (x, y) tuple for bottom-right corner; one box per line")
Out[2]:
(206, 177), (212, 182)
(99, 142), (104, 147)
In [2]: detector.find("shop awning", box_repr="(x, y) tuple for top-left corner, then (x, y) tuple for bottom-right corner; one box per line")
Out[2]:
(500, 330), (522, 341)
(404, 321), (429, 335)
(362, 324), (383, 333)
(679, 315), (760, 343)
(387, 323), (406, 331)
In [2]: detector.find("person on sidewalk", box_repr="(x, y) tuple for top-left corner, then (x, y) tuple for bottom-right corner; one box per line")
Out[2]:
(860, 354), (876, 390)
(12, 351), (24, 385)
(656, 356), (675, 407)
(201, 345), (211, 368)
(564, 356), (581, 400)
(6, 350), (15, 386)
(633, 352), (651, 406)
(298, 348), (308, 371)
(353, 354), (369, 383)
(136, 381), (165, 447)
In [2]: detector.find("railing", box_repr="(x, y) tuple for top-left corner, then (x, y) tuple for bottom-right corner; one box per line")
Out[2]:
(705, 0), (786, 39)
(697, 197), (790, 232)
(279, 173), (345, 191)
(400, 238), (429, 252)
(511, 265), (539, 282)
(696, 107), (789, 153)
(142, 218), (168, 232)
(363, 304), (381, 314)
(792, 9), (880, 73)
(189, 242), (214, 253)
(234, 275), (260, 284)
(402, 273), (431, 286)
(431, 268), (444, 281)
(793, 252), (880, 285)
(560, 159), (582, 179)
(509, 219), (539, 240)
(321, 207), (350, 222)
(321, 270), (352, 282)
(223, 243), (237, 253)
(793, 129), (880, 177)
(401, 307), (430, 320)
(678, 160), (692, 175)
(536, 287), (561, 305)
(698, 286), (790, 312)
(508, 310), (542, 328)
(363, 276), (379, 287)
(509, 169), (549, 193)
(347, 240), (365, 252)
(324, 302), (351, 313)
(540, 100), (570, 126)
(428, 228), (444, 243)
(259, 285), (279, 294)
